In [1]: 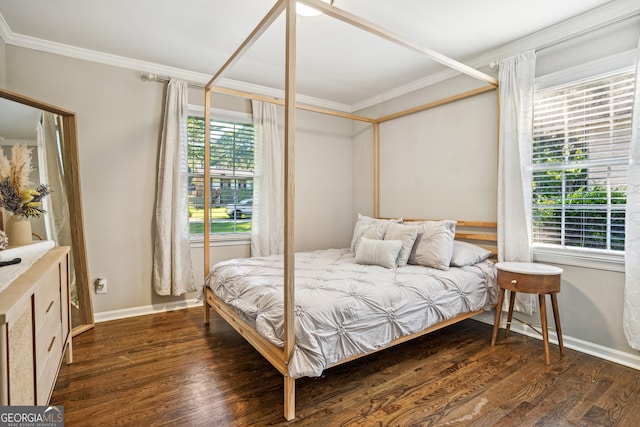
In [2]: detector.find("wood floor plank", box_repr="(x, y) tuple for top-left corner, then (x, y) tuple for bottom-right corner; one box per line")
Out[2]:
(51, 307), (640, 426)
(586, 363), (640, 426)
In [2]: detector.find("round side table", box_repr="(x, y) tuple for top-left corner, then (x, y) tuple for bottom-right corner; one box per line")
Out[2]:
(490, 261), (564, 365)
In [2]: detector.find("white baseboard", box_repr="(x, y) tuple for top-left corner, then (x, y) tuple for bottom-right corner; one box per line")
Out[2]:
(474, 312), (640, 371)
(94, 298), (203, 323)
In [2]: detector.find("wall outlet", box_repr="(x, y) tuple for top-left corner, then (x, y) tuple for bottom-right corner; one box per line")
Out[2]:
(95, 277), (107, 294)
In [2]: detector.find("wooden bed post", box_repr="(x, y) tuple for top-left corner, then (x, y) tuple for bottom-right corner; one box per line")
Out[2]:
(373, 121), (379, 218)
(203, 88), (212, 324)
(283, 0), (297, 421)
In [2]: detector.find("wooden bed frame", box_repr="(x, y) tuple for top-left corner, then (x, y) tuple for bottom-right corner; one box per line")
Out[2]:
(202, 0), (499, 420)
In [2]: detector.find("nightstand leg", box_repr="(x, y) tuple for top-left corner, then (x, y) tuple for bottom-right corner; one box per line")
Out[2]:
(551, 293), (564, 357)
(506, 291), (516, 339)
(491, 288), (506, 346)
(539, 294), (550, 365)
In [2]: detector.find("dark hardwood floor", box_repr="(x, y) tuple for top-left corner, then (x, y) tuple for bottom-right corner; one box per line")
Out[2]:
(51, 307), (640, 426)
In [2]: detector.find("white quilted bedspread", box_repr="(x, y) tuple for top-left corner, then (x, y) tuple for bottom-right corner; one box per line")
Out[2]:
(206, 248), (498, 378)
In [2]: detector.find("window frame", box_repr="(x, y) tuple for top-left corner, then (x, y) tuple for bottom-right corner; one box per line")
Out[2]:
(531, 51), (636, 272)
(187, 106), (254, 245)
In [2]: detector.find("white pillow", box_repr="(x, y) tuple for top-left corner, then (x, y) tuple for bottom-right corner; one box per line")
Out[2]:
(353, 223), (384, 254)
(449, 240), (493, 267)
(355, 238), (403, 269)
(384, 222), (418, 267)
(408, 220), (456, 270)
(349, 213), (402, 252)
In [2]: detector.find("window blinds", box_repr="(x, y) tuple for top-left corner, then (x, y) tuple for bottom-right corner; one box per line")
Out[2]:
(532, 68), (635, 251)
(209, 121), (255, 175)
(187, 118), (254, 175)
(186, 117), (255, 235)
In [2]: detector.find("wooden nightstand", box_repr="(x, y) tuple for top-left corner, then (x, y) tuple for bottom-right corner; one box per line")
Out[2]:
(490, 261), (564, 365)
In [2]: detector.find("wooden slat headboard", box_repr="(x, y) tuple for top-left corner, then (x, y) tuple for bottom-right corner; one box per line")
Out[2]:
(451, 220), (498, 257)
(387, 218), (498, 257)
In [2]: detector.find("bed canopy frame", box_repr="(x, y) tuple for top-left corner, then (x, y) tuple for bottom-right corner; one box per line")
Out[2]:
(202, 0), (498, 420)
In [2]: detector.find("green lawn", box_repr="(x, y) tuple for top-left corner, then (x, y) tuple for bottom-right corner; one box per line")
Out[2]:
(189, 206), (251, 234)
(189, 220), (251, 234)
(189, 206), (228, 219)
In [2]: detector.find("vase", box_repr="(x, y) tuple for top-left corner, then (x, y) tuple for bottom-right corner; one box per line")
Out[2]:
(5, 214), (33, 247)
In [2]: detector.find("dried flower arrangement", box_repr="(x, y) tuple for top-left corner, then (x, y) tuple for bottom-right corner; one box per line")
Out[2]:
(0, 230), (7, 250)
(0, 144), (50, 218)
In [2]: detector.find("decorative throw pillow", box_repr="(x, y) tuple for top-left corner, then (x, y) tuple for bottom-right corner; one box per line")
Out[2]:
(384, 222), (418, 267)
(408, 220), (456, 270)
(449, 240), (493, 267)
(355, 238), (403, 269)
(349, 213), (402, 252)
(353, 223), (384, 254)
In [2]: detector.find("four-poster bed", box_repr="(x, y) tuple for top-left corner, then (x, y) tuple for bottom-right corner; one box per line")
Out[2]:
(202, 0), (499, 420)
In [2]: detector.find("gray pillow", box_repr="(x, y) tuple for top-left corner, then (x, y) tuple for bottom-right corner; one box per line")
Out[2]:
(353, 223), (385, 254)
(408, 220), (456, 270)
(384, 222), (418, 267)
(449, 240), (493, 267)
(349, 213), (402, 252)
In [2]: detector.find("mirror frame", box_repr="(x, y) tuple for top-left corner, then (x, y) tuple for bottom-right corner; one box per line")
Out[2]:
(0, 88), (94, 336)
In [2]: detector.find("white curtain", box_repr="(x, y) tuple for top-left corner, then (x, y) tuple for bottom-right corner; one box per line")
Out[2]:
(623, 38), (640, 350)
(250, 100), (284, 257)
(38, 113), (70, 246)
(497, 50), (537, 315)
(38, 112), (77, 305)
(152, 79), (197, 296)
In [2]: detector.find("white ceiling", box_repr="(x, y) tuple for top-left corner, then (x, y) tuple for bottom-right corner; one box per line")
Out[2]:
(0, 0), (627, 112)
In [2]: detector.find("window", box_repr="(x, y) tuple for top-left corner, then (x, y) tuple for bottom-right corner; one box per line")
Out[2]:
(187, 114), (254, 238)
(532, 68), (634, 255)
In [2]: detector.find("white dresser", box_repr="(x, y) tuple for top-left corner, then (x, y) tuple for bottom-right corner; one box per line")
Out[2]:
(0, 246), (72, 405)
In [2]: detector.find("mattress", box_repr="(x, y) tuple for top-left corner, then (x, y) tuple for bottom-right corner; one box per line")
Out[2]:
(206, 248), (498, 378)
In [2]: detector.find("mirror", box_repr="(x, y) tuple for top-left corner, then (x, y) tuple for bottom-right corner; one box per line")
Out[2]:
(0, 88), (94, 336)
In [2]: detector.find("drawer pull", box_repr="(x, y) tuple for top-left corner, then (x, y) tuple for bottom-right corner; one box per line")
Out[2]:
(46, 300), (55, 314)
(47, 336), (56, 352)
(511, 280), (518, 285)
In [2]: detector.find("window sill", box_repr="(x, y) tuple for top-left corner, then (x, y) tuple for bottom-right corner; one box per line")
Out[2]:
(533, 245), (624, 273)
(190, 234), (251, 248)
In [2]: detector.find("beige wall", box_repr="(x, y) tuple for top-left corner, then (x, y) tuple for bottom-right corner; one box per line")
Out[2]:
(353, 74), (498, 222)
(4, 46), (353, 315)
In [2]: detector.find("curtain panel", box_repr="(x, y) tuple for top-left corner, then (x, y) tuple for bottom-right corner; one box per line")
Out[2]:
(251, 100), (284, 257)
(623, 38), (640, 350)
(38, 112), (77, 303)
(497, 50), (537, 315)
(152, 79), (197, 296)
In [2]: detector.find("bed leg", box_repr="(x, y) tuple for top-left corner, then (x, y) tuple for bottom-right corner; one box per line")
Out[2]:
(284, 376), (295, 421)
(203, 297), (210, 325)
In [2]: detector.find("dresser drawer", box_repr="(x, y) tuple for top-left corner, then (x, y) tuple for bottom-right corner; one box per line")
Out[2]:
(36, 326), (63, 405)
(35, 310), (62, 376)
(34, 268), (61, 332)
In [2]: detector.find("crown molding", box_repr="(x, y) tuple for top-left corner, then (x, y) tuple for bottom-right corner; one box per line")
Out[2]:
(1, 23), (352, 113)
(2, 0), (639, 113)
(217, 78), (352, 112)
(351, 67), (460, 112)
